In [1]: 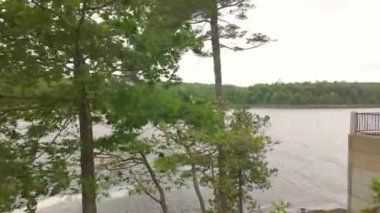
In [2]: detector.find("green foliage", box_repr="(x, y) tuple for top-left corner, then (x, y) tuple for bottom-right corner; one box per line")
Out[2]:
(94, 87), (222, 212)
(268, 201), (291, 213)
(247, 82), (380, 105)
(0, 109), (76, 212)
(373, 178), (380, 203)
(0, 0), (200, 211)
(0, 141), (24, 211)
(0, 1), (279, 213)
(221, 109), (276, 211)
(170, 82), (380, 106)
(131, 108), (276, 213)
(172, 0), (272, 54)
(361, 178), (380, 213)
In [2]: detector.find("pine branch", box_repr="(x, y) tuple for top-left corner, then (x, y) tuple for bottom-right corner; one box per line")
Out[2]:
(140, 152), (163, 194)
(218, 0), (245, 10)
(218, 18), (233, 25)
(34, 118), (72, 161)
(220, 42), (267, 51)
(0, 106), (44, 114)
(30, 0), (75, 28)
(130, 171), (161, 204)
(0, 94), (72, 101)
(87, 0), (115, 10)
(77, 0), (88, 29)
(190, 19), (210, 24)
(200, 168), (212, 180)
(102, 162), (141, 171)
(192, 48), (212, 57)
(94, 152), (142, 163)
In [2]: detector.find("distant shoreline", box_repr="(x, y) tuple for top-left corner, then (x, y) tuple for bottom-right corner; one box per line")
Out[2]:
(231, 104), (380, 109)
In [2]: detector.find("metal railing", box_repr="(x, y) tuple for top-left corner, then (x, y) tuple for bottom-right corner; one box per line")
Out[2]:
(351, 112), (380, 135)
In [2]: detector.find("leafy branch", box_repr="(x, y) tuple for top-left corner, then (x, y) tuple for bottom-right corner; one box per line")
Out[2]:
(30, 0), (76, 28)
(130, 171), (161, 203)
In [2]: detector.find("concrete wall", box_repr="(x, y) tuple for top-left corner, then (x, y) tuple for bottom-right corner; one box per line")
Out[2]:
(348, 134), (380, 212)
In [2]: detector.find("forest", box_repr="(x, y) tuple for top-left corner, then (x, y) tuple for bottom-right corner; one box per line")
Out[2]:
(2, 1), (379, 213)
(172, 82), (380, 106)
(0, 1), (284, 213)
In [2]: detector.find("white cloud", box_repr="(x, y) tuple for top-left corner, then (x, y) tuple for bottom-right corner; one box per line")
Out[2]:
(178, 0), (380, 86)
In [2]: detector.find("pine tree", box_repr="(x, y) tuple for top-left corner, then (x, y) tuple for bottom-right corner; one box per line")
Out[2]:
(0, 1), (198, 212)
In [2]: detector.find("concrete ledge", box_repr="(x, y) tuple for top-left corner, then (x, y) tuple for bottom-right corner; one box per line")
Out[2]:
(352, 167), (380, 186)
(349, 135), (380, 154)
(350, 179), (374, 202)
(348, 133), (380, 212)
(351, 151), (380, 171)
(350, 196), (371, 213)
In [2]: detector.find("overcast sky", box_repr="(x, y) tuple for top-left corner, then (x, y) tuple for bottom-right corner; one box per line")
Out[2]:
(177, 0), (380, 86)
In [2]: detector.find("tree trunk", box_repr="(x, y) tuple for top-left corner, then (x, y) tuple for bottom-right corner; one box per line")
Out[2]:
(210, 1), (223, 101)
(182, 144), (207, 213)
(216, 149), (228, 213)
(140, 153), (169, 213)
(238, 170), (244, 213)
(191, 164), (207, 213)
(128, 70), (139, 82)
(74, 41), (97, 213)
(77, 81), (97, 213)
(210, 1), (228, 212)
(210, 164), (220, 210)
(159, 201), (169, 213)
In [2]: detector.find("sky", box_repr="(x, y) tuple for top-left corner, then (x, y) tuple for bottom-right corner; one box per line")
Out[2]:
(177, 0), (380, 86)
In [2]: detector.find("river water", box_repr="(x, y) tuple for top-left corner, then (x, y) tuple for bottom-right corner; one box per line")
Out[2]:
(33, 108), (380, 213)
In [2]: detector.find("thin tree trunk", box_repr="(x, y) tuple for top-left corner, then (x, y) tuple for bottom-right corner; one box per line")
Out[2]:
(210, 164), (220, 210)
(76, 78), (97, 213)
(191, 163), (207, 213)
(216, 150), (228, 213)
(182, 144), (207, 213)
(22, 175), (37, 213)
(238, 170), (244, 213)
(210, 1), (228, 212)
(128, 70), (139, 82)
(140, 153), (169, 213)
(73, 9), (97, 211)
(210, 1), (223, 101)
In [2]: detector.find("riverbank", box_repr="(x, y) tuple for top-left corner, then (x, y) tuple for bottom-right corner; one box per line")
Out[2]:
(34, 189), (347, 213)
(231, 104), (380, 109)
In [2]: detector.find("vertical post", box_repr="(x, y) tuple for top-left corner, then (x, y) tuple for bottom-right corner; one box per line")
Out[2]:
(350, 112), (358, 134)
(347, 135), (353, 213)
(348, 111), (357, 212)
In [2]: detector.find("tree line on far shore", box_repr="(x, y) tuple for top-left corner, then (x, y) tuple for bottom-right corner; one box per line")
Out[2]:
(172, 82), (380, 106)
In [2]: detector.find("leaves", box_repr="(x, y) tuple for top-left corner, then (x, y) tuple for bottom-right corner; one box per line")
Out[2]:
(64, 0), (81, 7)
(162, 0), (274, 54)
(269, 201), (291, 213)
(1, 1), (277, 212)
(373, 178), (380, 203)
(0, 0), (201, 211)
(154, 155), (180, 172)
